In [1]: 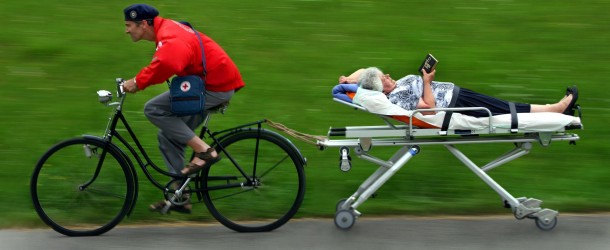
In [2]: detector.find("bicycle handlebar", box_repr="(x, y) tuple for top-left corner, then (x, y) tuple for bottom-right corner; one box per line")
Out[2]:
(115, 78), (126, 97)
(97, 78), (127, 106)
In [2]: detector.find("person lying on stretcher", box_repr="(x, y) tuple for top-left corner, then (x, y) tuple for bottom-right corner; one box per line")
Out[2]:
(333, 67), (580, 117)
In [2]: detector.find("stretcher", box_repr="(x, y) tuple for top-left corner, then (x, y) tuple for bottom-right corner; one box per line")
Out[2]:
(316, 91), (583, 231)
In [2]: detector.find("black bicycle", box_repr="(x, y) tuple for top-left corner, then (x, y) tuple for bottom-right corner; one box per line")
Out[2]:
(30, 78), (306, 236)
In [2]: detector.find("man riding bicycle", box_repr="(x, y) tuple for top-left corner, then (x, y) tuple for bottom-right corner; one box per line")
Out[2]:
(121, 3), (245, 214)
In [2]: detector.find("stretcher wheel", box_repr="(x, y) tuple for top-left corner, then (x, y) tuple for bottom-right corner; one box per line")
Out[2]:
(339, 146), (350, 155)
(411, 145), (421, 155)
(336, 198), (348, 212)
(338, 147), (352, 172)
(334, 210), (356, 230)
(535, 217), (557, 231)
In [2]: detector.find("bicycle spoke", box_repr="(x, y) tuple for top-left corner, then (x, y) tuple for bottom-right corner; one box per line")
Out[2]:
(84, 187), (127, 200)
(210, 188), (255, 201)
(31, 138), (134, 236)
(202, 130), (305, 232)
(257, 155), (289, 179)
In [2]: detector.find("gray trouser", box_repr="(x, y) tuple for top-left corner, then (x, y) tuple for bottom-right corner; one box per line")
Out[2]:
(144, 90), (234, 174)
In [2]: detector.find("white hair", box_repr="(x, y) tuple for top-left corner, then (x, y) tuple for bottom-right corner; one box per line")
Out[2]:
(358, 67), (383, 92)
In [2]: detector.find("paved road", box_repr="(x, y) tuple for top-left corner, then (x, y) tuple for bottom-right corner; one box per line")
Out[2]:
(2, 214), (609, 250)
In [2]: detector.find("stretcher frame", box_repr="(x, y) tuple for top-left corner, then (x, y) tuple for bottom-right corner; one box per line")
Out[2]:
(317, 99), (581, 231)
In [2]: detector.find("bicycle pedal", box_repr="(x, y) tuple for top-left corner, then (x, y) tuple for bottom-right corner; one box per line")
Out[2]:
(150, 200), (172, 215)
(160, 203), (172, 214)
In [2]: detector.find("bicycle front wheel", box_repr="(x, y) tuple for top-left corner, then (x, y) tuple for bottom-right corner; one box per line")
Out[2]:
(201, 129), (306, 232)
(30, 137), (135, 236)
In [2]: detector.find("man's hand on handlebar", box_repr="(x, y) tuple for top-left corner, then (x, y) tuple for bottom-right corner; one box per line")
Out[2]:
(122, 78), (139, 93)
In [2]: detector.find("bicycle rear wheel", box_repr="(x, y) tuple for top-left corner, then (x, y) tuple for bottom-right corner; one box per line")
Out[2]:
(201, 129), (305, 232)
(30, 137), (135, 236)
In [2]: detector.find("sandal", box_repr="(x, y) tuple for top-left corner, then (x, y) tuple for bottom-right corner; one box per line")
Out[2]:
(149, 199), (192, 214)
(149, 200), (173, 214)
(563, 85), (579, 116)
(181, 148), (221, 176)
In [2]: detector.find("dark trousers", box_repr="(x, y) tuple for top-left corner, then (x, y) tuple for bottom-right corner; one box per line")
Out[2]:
(144, 90), (234, 174)
(453, 88), (530, 117)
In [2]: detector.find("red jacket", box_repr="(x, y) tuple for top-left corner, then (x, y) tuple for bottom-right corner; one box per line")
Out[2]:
(135, 17), (245, 92)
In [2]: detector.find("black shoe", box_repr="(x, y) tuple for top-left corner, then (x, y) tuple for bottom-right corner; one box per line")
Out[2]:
(170, 204), (192, 214)
(563, 86), (579, 116)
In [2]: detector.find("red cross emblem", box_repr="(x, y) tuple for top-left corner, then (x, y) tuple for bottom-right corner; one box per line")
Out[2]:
(180, 81), (191, 92)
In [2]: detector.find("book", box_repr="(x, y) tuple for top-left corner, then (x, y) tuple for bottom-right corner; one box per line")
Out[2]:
(418, 54), (438, 74)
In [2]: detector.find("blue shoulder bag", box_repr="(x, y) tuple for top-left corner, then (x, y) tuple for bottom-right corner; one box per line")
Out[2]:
(168, 25), (207, 116)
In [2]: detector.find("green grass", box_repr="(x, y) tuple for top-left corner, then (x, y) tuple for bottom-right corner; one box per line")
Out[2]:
(2, 0), (610, 229)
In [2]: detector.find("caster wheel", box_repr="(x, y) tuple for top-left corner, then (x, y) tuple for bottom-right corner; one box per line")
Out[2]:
(339, 146), (350, 155)
(334, 210), (356, 230)
(338, 147), (352, 172)
(535, 217), (557, 231)
(336, 198), (349, 212)
(411, 145), (421, 154)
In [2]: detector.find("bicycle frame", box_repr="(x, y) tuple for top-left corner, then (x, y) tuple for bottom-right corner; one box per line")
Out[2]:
(96, 79), (269, 194)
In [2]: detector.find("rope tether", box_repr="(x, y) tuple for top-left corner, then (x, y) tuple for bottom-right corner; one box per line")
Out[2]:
(265, 119), (327, 145)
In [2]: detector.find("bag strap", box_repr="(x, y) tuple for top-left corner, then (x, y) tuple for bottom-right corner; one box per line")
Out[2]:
(191, 27), (207, 77)
(166, 22), (207, 85)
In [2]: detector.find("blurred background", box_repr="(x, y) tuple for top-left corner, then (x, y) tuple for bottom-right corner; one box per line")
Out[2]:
(1, 0), (609, 228)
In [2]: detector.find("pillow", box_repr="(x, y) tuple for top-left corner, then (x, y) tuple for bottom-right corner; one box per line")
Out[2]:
(334, 85), (438, 128)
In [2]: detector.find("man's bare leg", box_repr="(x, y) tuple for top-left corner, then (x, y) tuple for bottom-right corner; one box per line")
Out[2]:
(180, 136), (218, 175)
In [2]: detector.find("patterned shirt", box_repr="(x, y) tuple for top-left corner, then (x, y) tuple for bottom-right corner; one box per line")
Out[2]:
(387, 75), (455, 110)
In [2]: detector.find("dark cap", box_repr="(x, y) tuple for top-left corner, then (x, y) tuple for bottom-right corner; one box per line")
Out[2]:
(124, 4), (159, 21)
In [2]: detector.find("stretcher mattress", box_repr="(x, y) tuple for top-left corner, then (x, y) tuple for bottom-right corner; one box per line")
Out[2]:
(352, 87), (582, 132)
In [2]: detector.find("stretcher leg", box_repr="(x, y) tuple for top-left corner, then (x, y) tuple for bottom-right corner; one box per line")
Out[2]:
(445, 144), (522, 206)
(337, 146), (412, 211)
(481, 143), (531, 172)
(335, 146), (419, 229)
(445, 144), (558, 231)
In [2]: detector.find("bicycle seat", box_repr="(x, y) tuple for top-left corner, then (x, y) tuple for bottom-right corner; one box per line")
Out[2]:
(207, 102), (229, 114)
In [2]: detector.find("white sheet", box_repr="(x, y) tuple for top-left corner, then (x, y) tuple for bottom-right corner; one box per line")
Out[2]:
(353, 87), (581, 132)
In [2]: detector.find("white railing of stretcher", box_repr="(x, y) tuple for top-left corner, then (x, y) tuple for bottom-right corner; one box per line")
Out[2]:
(410, 107), (494, 135)
(323, 98), (579, 147)
(330, 98), (576, 137)
(332, 98), (495, 133)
